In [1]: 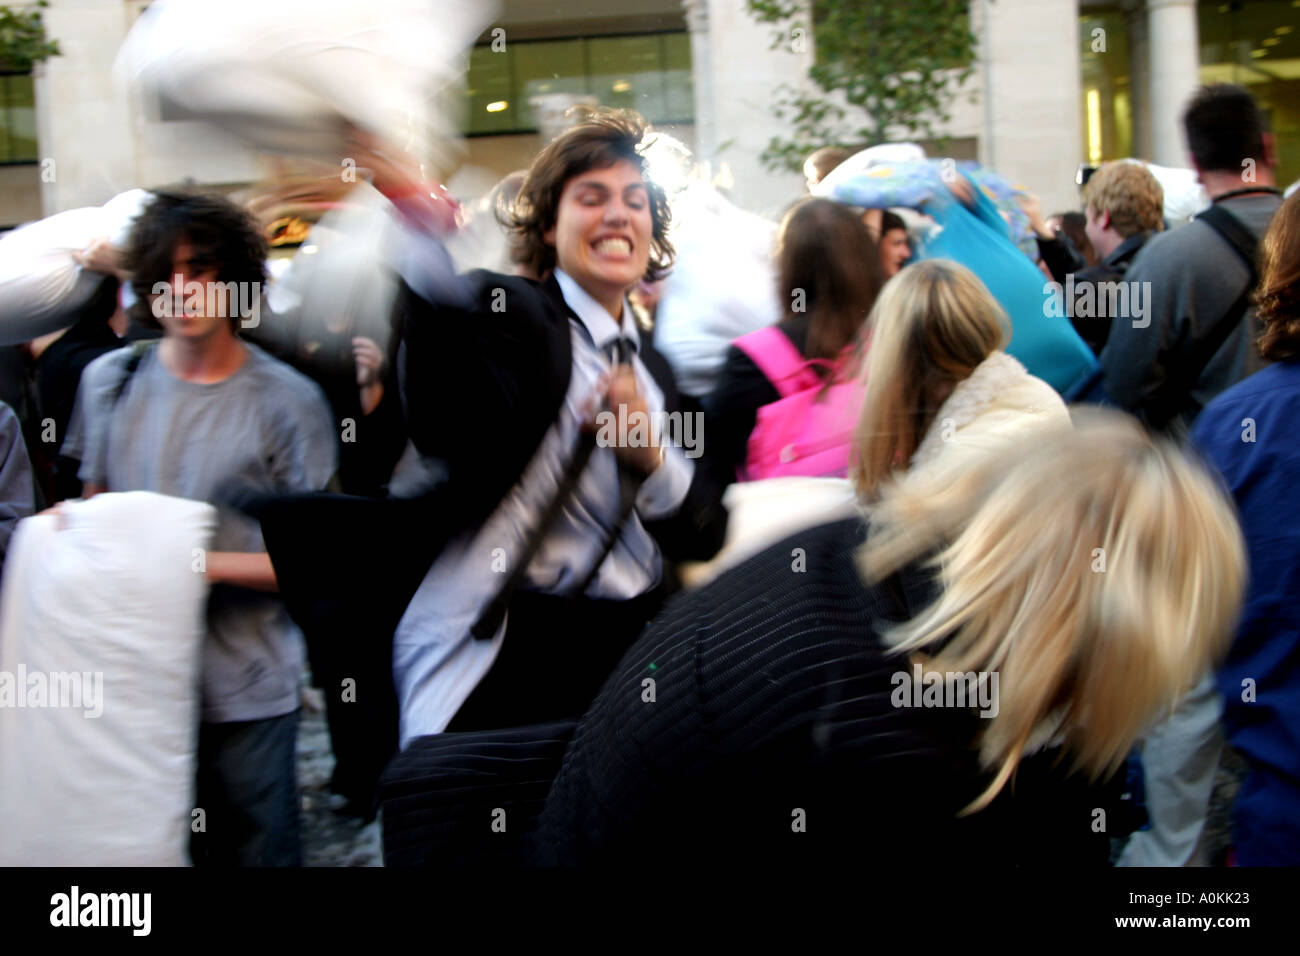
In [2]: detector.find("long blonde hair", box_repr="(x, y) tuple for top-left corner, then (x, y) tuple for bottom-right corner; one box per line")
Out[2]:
(852, 259), (1008, 500)
(858, 410), (1246, 814)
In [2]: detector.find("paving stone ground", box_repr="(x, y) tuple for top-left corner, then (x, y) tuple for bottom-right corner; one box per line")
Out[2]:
(297, 694), (382, 867)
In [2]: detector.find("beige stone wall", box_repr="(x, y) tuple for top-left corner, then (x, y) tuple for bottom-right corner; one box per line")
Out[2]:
(34, 0), (138, 213)
(694, 0), (812, 220)
(693, 0), (1083, 220)
(975, 0), (1084, 216)
(5, 0), (1111, 227)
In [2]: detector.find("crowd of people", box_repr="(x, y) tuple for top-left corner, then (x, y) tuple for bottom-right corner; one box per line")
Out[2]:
(0, 78), (1296, 869)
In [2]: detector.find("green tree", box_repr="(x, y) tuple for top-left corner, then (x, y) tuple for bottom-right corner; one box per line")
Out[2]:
(747, 0), (977, 172)
(0, 0), (60, 74)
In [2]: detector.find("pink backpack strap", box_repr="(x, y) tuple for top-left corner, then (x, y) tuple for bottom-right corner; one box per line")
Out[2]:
(734, 326), (822, 398)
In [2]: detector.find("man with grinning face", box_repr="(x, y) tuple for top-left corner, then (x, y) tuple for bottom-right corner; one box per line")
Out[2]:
(353, 108), (729, 745)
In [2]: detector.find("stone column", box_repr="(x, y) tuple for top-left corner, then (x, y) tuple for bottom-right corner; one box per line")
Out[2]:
(979, 0), (1082, 217)
(698, 0), (811, 217)
(1123, 0), (1151, 160)
(1147, 0), (1201, 167)
(36, 0), (138, 213)
(683, 0), (715, 160)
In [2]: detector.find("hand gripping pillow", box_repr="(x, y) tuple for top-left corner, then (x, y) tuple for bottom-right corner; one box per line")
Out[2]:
(0, 189), (151, 347)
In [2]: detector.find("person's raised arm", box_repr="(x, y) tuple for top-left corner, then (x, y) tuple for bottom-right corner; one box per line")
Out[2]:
(345, 128), (471, 310)
(1019, 192), (1085, 283)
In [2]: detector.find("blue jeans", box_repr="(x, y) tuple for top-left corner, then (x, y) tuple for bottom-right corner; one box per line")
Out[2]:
(190, 710), (301, 867)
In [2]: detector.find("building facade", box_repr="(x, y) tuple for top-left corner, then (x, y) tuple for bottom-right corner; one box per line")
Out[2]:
(1, 0), (1296, 228)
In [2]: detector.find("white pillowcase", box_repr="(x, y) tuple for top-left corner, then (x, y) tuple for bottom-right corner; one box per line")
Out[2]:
(0, 492), (216, 866)
(115, 0), (493, 172)
(679, 477), (860, 590)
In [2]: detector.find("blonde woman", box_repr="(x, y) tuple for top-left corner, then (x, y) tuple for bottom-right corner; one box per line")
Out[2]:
(854, 258), (1071, 501)
(680, 257), (1066, 590)
(518, 412), (1246, 865)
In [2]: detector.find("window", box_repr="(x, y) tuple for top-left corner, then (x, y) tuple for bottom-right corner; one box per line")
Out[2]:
(1079, 8), (1133, 166)
(1198, 0), (1300, 189)
(463, 32), (693, 135)
(0, 72), (37, 163)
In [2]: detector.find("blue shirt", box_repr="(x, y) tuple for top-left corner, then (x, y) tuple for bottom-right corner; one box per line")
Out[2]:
(1192, 358), (1300, 864)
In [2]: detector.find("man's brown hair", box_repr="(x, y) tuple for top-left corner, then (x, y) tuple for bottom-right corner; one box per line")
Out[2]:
(804, 146), (853, 186)
(1083, 161), (1165, 239)
(500, 106), (673, 282)
(1257, 190), (1300, 362)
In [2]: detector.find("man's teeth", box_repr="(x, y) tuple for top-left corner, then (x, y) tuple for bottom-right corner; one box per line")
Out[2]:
(594, 238), (631, 255)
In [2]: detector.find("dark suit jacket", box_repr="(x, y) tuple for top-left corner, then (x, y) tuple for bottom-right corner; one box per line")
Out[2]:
(399, 269), (727, 557)
(249, 268), (727, 808)
(1036, 230), (1153, 355)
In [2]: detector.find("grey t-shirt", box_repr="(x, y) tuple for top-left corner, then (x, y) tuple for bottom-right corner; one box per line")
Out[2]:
(64, 342), (337, 723)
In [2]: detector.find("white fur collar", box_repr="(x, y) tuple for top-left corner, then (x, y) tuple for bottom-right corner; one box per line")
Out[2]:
(911, 351), (1029, 469)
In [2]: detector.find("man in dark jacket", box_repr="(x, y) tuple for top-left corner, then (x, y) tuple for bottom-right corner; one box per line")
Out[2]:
(1028, 162), (1163, 355)
(385, 109), (727, 743)
(1099, 84), (1284, 433)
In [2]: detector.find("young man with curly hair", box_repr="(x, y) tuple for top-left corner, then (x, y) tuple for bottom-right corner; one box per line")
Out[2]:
(63, 191), (337, 865)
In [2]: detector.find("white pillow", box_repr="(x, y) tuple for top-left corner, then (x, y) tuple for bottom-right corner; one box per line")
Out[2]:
(115, 0), (493, 171)
(679, 477), (860, 590)
(0, 492), (216, 866)
(0, 208), (109, 345)
(0, 189), (151, 346)
(654, 183), (782, 398)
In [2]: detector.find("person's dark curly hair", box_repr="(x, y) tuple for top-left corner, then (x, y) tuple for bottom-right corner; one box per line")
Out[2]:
(1256, 190), (1300, 362)
(123, 189), (268, 331)
(499, 106), (673, 283)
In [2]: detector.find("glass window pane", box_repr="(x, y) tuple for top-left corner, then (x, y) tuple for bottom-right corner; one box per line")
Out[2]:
(588, 36), (666, 122)
(460, 33), (695, 135)
(662, 33), (694, 121)
(3, 74), (37, 161)
(0, 77), (12, 161)
(466, 45), (514, 135)
(514, 39), (587, 131)
(1079, 10), (1131, 165)
(1198, 0), (1300, 190)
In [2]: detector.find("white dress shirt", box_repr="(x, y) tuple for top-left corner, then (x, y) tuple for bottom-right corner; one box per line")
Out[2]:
(391, 265), (694, 746)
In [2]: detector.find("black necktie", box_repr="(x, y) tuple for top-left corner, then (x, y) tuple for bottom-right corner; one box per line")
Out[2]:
(469, 334), (646, 640)
(605, 335), (634, 366)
